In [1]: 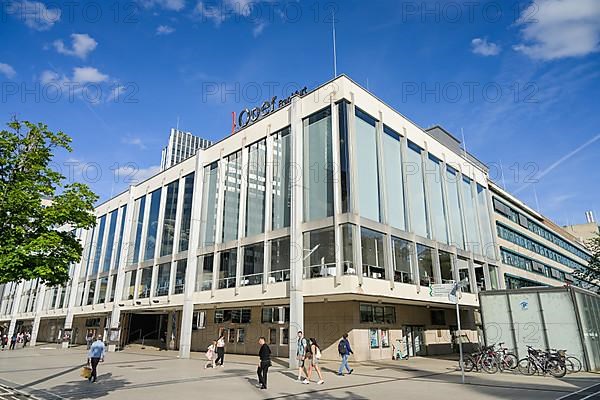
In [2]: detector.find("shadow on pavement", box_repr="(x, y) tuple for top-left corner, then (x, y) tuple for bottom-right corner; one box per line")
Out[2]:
(34, 373), (129, 400)
(264, 389), (369, 400)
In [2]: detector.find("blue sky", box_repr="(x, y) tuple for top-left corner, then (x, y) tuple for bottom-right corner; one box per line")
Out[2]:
(1, 0), (599, 227)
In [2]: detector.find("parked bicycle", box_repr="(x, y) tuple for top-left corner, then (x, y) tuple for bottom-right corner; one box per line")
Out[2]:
(493, 342), (518, 372)
(548, 349), (582, 374)
(463, 345), (498, 374)
(517, 346), (566, 378)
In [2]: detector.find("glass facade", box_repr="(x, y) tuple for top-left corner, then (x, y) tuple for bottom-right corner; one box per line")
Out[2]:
(246, 139), (267, 236)
(144, 189), (162, 261)
(200, 163), (219, 246)
(303, 227), (336, 278)
(114, 205), (127, 268)
(461, 177), (481, 255)
(160, 180), (179, 257)
(426, 155), (448, 244)
(417, 244), (434, 286)
(445, 167), (465, 249)
(91, 215), (106, 275)
(270, 236), (290, 282)
(179, 173), (195, 252)
(382, 126), (406, 230)
(242, 243), (263, 286)
(272, 128), (291, 230)
(222, 151), (242, 242)
(174, 259), (186, 294)
(439, 251), (453, 283)
(355, 109), (381, 222)
(102, 209), (118, 272)
(361, 228), (386, 280)
(138, 267), (152, 298)
(131, 196), (146, 264)
(303, 108), (333, 221)
(392, 236), (412, 283)
(406, 141), (428, 238)
(155, 263), (170, 296)
(218, 250), (237, 289)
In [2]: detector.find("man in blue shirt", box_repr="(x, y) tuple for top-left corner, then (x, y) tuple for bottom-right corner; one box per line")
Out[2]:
(337, 333), (354, 376)
(87, 335), (105, 383)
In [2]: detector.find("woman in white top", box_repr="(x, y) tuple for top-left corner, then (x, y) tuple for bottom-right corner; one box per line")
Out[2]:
(215, 334), (226, 367)
(306, 338), (324, 384)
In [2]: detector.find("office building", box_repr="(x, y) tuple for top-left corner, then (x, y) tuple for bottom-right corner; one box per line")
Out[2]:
(160, 128), (212, 171)
(564, 212), (600, 247)
(0, 76), (597, 364)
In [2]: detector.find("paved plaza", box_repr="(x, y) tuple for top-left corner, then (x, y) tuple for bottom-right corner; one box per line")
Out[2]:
(0, 346), (598, 400)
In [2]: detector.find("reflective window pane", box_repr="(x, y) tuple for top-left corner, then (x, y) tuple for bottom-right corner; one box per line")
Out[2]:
(341, 224), (356, 275)
(144, 189), (162, 261)
(272, 128), (291, 230)
(270, 236), (290, 282)
(179, 173), (195, 252)
(114, 205), (127, 269)
(303, 227), (336, 278)
(361, 227), (386, 280)
(392, 236), (412, 283)
(338, 102), (351, 213)
(102, 210), (118, 272)
(246, 139), (267, 236)
(477, 184), (495, 259)
(91, 215), (106, 275)
(97, 277), (108, 303)
(426, 155), (449, 244)
(200, 163), (219, 247)
(160, 180), (179, 257)
(417, 244), (434, 286)
(383, 126), (406, 230)
(222, 152), (242, 242)
(439, 251), (454, 283)
(138, 267), (152, 298)
(199, 254), (214, 291)
(355, 109), (381, 222)
(406, 142), (428, 238)
(242, 243), (264, 286)
(445, 167), (465, 249)
(461, 177), (481, 255)
(174, 259), (186, 294)
(303, 108), (334, 221)
(131, 196), (146, 264)
(155, 263), (171, 296)
(218, 249), (237, 289)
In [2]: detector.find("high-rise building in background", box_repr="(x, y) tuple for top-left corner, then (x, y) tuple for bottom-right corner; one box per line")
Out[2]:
(564, 211), (600, 247)
(160, 128), (212, 171)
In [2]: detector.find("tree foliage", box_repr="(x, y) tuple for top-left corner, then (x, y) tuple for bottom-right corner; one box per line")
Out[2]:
(0, 119), (97, 286)
(574, 233), (600, 292)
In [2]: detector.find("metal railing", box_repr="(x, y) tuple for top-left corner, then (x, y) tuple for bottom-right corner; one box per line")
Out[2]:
(269, 269), (290, 283)
(217, 277), (236, 289)
(240, 272), (262, 286)
(394, 270), (412, 284)
(363, 264), (386, 280)
(304, 263), (336, 279)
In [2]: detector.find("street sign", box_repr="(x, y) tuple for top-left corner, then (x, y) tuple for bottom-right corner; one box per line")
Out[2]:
(429, 283), (455, 297)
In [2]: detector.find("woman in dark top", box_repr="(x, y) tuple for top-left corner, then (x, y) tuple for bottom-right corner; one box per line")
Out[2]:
(257, 337), (271, 390)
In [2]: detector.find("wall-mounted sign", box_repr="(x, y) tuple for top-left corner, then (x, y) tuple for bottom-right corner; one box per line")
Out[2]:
(231, 86), (308, 134)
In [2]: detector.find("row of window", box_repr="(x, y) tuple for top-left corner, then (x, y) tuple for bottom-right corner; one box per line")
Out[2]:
(500, 247), (573, 283)
(497, 224), (587, 272)
(493, 197), (590, 262)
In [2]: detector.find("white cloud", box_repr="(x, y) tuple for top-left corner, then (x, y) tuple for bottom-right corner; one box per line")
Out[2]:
(471, 38), (501, 56)
(0, 63), (16, 79)
(139, 0), (186, 11)
(156, 25), (175, 35)
(53, 34), (98, 59)
(121, 136), (147, 149)
(72, 67), (109, 84)
(6, 0), (61, 31)
(513, 0), (600, 60)
(252, 21), (267, 37)
(194, 2), (226, 25)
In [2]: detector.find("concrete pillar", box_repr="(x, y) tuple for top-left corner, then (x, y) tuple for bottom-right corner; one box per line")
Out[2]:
(179, 153), (205, 359)
(289, 95), (304, 368)
(235, 141), (249, 294)
(7, 281), (24, 338)
(29, 283), (46, 347)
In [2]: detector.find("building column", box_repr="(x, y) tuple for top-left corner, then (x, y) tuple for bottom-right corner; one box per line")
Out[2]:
(330, 99), (343, 284)
(179, 153), (205, 359)
(235, 142), (249, 294)
(29, 283), (46, 347)
(289, 95), (304, 368)
(7, 282), (24, 338)
(347, 93), (364, 284)
(263, 133), (274, 292)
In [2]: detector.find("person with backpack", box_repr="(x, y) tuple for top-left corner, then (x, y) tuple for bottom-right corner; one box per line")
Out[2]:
(337, 333), (354, 376)
(306, 338), (325, 385)
(296, 331), (309, 383)
(9, 333), (17, 350)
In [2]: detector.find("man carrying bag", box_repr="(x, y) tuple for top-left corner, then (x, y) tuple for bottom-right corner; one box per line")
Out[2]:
(87, 335), (105, 383)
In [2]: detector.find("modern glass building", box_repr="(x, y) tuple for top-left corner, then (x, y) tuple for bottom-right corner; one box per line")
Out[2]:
(160, 128), (213, 171)
(0, 76), (596, 363)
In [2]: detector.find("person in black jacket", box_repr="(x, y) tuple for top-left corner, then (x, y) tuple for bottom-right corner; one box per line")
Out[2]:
(256, 337), (271, 390)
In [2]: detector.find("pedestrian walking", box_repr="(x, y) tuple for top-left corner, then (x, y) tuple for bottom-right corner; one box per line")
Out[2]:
(256, 337), (271, 390)
(306, 338), (325, 384)
(337, 333), (354, 376)
(23, 332), (30, 347)
(87, 335), (105, 383)
(85, 330), (93, 350)
(215, 333), (226, 367)
(296, 331), (309, 383)
(1, 334), (7, 350)
(204, 340), (217, 369)
(9, 334), (17, 350)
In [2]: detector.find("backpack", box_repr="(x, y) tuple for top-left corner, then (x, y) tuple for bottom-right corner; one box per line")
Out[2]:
(338, 340), (348, 355)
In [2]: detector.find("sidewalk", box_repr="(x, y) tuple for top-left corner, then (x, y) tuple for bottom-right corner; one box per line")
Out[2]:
(0, 345), (598, 400)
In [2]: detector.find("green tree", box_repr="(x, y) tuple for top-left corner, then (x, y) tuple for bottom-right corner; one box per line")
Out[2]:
(574, 233), (600, 292)
(0, 119), (98, 285)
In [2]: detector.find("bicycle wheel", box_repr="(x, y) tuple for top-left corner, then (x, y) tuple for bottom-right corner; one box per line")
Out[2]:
(481, 356), (499, 374)
(503, 353), (518, 370)
(566, 357), (582, 373)
(518, 358), (536, 375)
(463, 356), (475, 372)
(548, 359), (567, 378)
